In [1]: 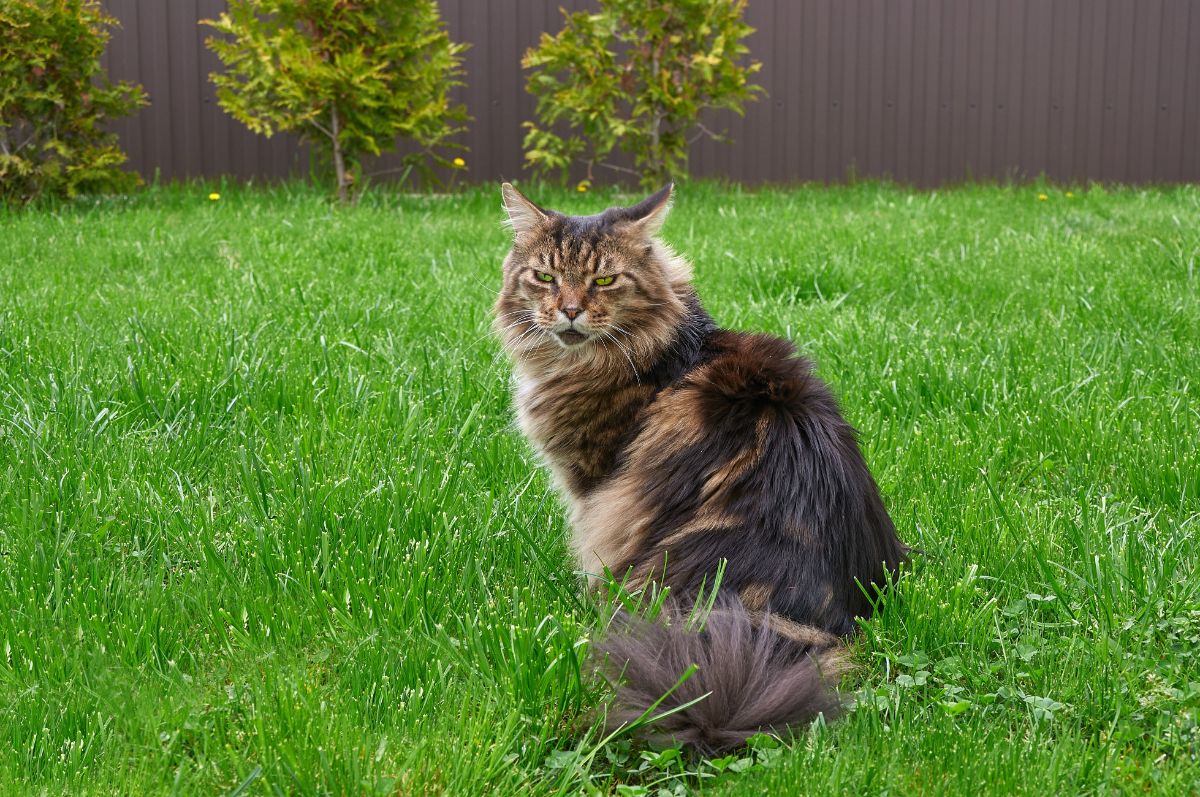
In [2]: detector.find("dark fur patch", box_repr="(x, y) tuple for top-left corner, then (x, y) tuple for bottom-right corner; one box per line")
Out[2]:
(638, 295), (719, 390)
(607, 331), (906, 634)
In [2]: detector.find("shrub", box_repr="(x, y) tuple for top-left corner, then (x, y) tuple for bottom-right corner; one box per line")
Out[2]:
(204, 0), (468, 202)
(522, 0), (762, 189)
(0, 0), (145, 205)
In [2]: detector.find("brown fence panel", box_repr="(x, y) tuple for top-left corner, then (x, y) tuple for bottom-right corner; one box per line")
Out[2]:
(98, 0), (1200, 186)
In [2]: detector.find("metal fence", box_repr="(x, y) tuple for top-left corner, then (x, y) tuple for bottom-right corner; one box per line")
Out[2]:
(98, 0), (1200, 187)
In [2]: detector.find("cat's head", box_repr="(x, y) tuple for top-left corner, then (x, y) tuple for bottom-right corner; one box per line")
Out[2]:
(494, 183), (692, 373)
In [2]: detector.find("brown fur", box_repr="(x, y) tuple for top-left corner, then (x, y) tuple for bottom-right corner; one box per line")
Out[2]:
(495, 183), (906, 753)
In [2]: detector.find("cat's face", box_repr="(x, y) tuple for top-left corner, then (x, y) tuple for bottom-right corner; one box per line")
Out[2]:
(494, 184), (691, 371)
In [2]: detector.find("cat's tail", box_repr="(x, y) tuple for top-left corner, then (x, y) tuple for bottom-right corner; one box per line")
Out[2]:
(594, 599), (850, 756)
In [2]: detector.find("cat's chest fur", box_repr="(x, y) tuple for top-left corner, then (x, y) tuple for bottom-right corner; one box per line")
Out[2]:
(514, 372), (651, 500)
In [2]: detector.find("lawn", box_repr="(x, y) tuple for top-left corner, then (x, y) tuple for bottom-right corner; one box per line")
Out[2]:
(1, 181), (1197, 796)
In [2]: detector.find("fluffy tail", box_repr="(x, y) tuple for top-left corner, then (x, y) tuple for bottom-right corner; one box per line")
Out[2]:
(595, 600), (850, 755)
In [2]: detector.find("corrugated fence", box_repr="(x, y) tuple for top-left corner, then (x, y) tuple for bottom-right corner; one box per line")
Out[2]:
(98, 0), (1200, 187)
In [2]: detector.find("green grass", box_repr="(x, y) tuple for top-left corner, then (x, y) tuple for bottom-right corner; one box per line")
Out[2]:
(1, 181), (1197, 796)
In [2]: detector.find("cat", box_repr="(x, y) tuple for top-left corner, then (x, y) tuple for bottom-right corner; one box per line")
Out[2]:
(493, 182), (906, 754)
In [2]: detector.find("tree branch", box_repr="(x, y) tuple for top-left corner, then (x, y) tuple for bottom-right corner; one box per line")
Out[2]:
(592, 160), (641, 177)
(308, 115), (334, 141)
(688, 121), (725, 145)
(364, 164), (415, 179)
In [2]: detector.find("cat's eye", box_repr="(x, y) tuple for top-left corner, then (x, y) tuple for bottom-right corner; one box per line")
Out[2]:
(594, 275), (615, 287)
(534, 270), (554, 283)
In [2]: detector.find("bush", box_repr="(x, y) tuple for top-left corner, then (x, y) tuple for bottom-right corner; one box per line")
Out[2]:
(522, 0), (762, 189)
(204, 0), (468, 203)
(0, 0), (145, 205)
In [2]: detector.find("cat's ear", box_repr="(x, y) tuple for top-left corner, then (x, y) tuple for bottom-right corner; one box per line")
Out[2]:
(621, 183), (674, 240)
(501, 182), (549, 238)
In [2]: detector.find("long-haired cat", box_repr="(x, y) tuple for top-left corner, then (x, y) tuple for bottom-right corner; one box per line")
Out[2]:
(494, 182), (906, 754)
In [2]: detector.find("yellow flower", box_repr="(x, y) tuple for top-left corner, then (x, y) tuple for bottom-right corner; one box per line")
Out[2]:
(1037, 193), (1048, 201)
(208, 192), (221, 201)
(452, 157), (466, 168)
(1065, 191), (1074, 198)
(576, 181), (589, 193)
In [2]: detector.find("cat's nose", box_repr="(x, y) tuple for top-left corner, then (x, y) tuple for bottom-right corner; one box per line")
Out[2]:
(562, 306), (582, 321)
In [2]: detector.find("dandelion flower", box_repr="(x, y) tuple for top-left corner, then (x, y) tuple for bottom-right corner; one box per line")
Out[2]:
(1065, 191), (1074, 198)
(576, 181), (589, 193)
(208, 192), (221, 201)
(452, 157), (466, 168)
(1037, 193), (1048, 201)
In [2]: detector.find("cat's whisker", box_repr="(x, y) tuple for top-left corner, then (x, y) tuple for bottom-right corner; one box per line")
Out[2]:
(518, 335), (552, 355)
(492, 315), (537, 335)
(495, 309), (534, 322)
(597, 330), (641, 384)
(497, 315), (535, 333)
(466, 273), (503, 298)
(462, 312), (535, 352)
(490, 321), (534, 348)
(608, 323), (637, 339)
(508, 325), (538, 348)
(511, 323), (549, 352)
(491, 311), (535, 330)
(606, 324), (655, 362)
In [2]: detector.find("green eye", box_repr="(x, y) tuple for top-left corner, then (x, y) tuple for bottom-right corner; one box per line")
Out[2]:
(534, 270), (554, 283)
(594, 275), (615, 286)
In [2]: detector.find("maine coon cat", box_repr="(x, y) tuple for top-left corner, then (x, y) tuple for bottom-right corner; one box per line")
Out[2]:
(494, 182), (906, 753)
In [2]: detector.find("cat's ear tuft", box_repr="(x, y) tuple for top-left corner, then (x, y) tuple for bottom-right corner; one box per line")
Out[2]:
(501, 182), (548, 238)
(622, 182), (674, 239)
